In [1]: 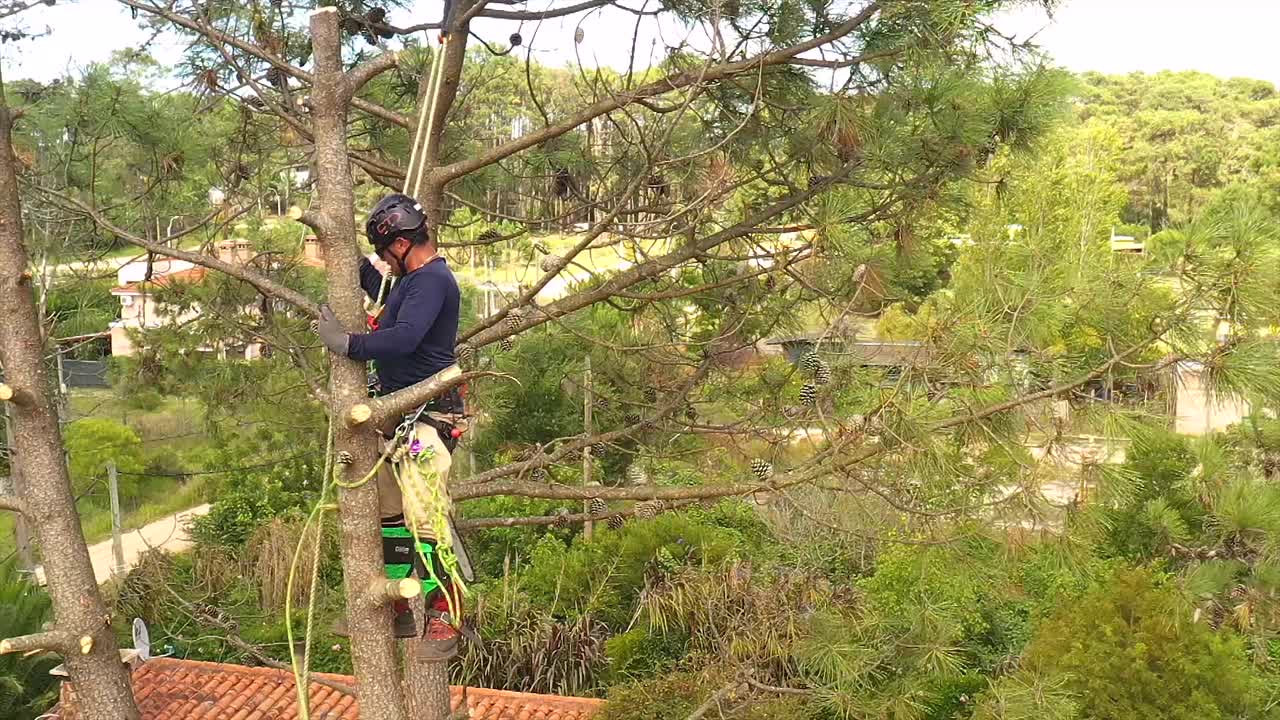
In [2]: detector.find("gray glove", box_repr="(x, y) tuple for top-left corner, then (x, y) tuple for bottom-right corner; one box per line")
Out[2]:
(316, 304), (350, 356)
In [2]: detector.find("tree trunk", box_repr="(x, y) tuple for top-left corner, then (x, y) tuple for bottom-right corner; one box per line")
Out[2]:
(404, 642), (453, 720)
(0, 68), (140, 720)
(307, 9), (409, 720)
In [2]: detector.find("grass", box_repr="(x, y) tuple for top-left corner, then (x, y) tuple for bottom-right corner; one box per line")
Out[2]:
(450, 232), (679, 290)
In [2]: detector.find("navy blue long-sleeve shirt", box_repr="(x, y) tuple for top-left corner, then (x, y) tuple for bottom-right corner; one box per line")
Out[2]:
(349, 257), (460, 397)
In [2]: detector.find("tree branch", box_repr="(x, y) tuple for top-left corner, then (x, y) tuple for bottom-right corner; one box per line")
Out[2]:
(788, 47), (900, 68)
(686, 682), (746, 720)
(460, 159), (871, 346)
(346, 51), (401, 100)
(0, 493), (27, 514)
(117, 0), (410, 129)
(457, 498), (701, 529)
(479, 0), (614, 21)
(350, 365), (471, 428)
(434, 2), (882, 183)
(0, 382), (32, 406)
(0, 631), (73, 655)
(42, 188), (321, 318)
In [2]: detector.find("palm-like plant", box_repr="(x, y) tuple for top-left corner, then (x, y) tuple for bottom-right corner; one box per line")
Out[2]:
(0, 559), (60, 720)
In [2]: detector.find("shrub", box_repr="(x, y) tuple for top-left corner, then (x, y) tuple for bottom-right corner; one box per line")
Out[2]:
(0, 560), (59, 720)
(1023, 567), (1267, 720)
(190, 474), (305, 549)
(63, 417), (146, 499)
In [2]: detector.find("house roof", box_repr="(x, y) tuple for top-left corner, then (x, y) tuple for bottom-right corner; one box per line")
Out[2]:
(53, 657), (604, 720)
(111, 267), (209, 296)
(766, 334), (935, 368)
(844, 341), (934, 368)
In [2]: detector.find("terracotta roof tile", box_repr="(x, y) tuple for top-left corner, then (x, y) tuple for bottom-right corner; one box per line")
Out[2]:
(53, 657), (604, 720)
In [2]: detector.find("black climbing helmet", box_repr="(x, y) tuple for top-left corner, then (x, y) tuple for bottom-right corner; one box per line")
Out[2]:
(366, 193), (428, 250)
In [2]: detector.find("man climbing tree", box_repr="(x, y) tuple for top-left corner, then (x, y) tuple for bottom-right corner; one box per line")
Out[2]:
(317, 192), (472, 652)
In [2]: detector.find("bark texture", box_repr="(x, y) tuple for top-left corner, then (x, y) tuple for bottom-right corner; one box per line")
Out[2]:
(404, 642), (453, 720)
(0, 69), (140, 720)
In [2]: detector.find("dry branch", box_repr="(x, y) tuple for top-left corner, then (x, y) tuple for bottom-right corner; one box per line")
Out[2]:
(41, 189), (321, 317)
(434, 2), (883, 183)
(0, 631), (72, 655)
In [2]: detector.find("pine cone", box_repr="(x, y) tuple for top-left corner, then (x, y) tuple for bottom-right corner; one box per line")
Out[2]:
(801, 351), (821, 373)
(456, 343), (476, 366)
(607, 514), (625, 530)
(336, 450), (354, 465)
(499, 336), (514, 352)
(592, 442), (607, 457)
(815, 363), (832, 386)
(551, 507), (571, 528)
(505, 310), (523, 332)
(531, 467), (549, 482)
(624, 412), (641, 426)
(750, 458), (773, 480)
(635, 500), (662, 520)
(643, 387), (658, 403)
(589, 497), (607, 515)
(799, 382), (817, 406)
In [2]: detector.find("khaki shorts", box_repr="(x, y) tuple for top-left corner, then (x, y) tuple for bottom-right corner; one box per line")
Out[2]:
(376, 419), (453, 540)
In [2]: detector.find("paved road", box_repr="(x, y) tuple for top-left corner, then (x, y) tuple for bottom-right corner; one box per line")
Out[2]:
(33, 504), (211, 586)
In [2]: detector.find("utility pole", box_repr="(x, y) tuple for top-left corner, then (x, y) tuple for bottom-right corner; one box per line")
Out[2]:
(582, 356), (594, 541)
(107, 461), (125, 577)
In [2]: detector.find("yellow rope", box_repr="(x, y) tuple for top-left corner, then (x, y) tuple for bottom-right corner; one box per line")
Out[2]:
(285, 412), (336, 719)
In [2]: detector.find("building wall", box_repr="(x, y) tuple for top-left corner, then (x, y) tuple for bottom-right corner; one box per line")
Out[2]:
(1174, 362), (1251, 436)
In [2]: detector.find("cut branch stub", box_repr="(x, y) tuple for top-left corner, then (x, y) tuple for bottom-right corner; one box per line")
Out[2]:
(0, 630), (72, 656)
(0, 383), (30, 405)
(370, 577), (422, 604)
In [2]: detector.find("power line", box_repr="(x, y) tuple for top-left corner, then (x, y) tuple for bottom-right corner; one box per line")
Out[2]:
(114, 452), (314, 478)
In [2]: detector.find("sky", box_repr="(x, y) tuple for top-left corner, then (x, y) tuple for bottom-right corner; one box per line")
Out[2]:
(2, 0), (1278, 86)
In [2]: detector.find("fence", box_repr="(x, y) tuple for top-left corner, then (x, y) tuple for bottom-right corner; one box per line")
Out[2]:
(61, 359), (111, 388)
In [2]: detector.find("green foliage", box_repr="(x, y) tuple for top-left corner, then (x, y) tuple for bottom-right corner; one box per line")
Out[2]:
(1022, 567), (1268, 720)
(604, 628), (689, 683)
(460, 495), (578, 579)
(1076, 71), (1280, 229)
(1100, 430), (1205, 559)
(44, 278), (117, 356)
(470, 329), (585, 460)
(0, 560), (59, 720)
(63, 417), (146, 498)
(970, 673), (1079, 720)
(517, 514), (744, 627)
(596, 672), (711, 720)
(190, 474), (307, 549)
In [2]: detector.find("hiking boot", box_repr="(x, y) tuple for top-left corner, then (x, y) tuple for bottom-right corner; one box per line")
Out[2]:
(413, 617), (459, 659)
(393, 608), (419, 639)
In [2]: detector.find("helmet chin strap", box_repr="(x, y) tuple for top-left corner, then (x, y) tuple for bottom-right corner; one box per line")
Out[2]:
(392, 243), (412, 275)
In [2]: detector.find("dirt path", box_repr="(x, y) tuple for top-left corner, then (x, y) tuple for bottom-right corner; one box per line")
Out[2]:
(34, 504), (211, 586)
